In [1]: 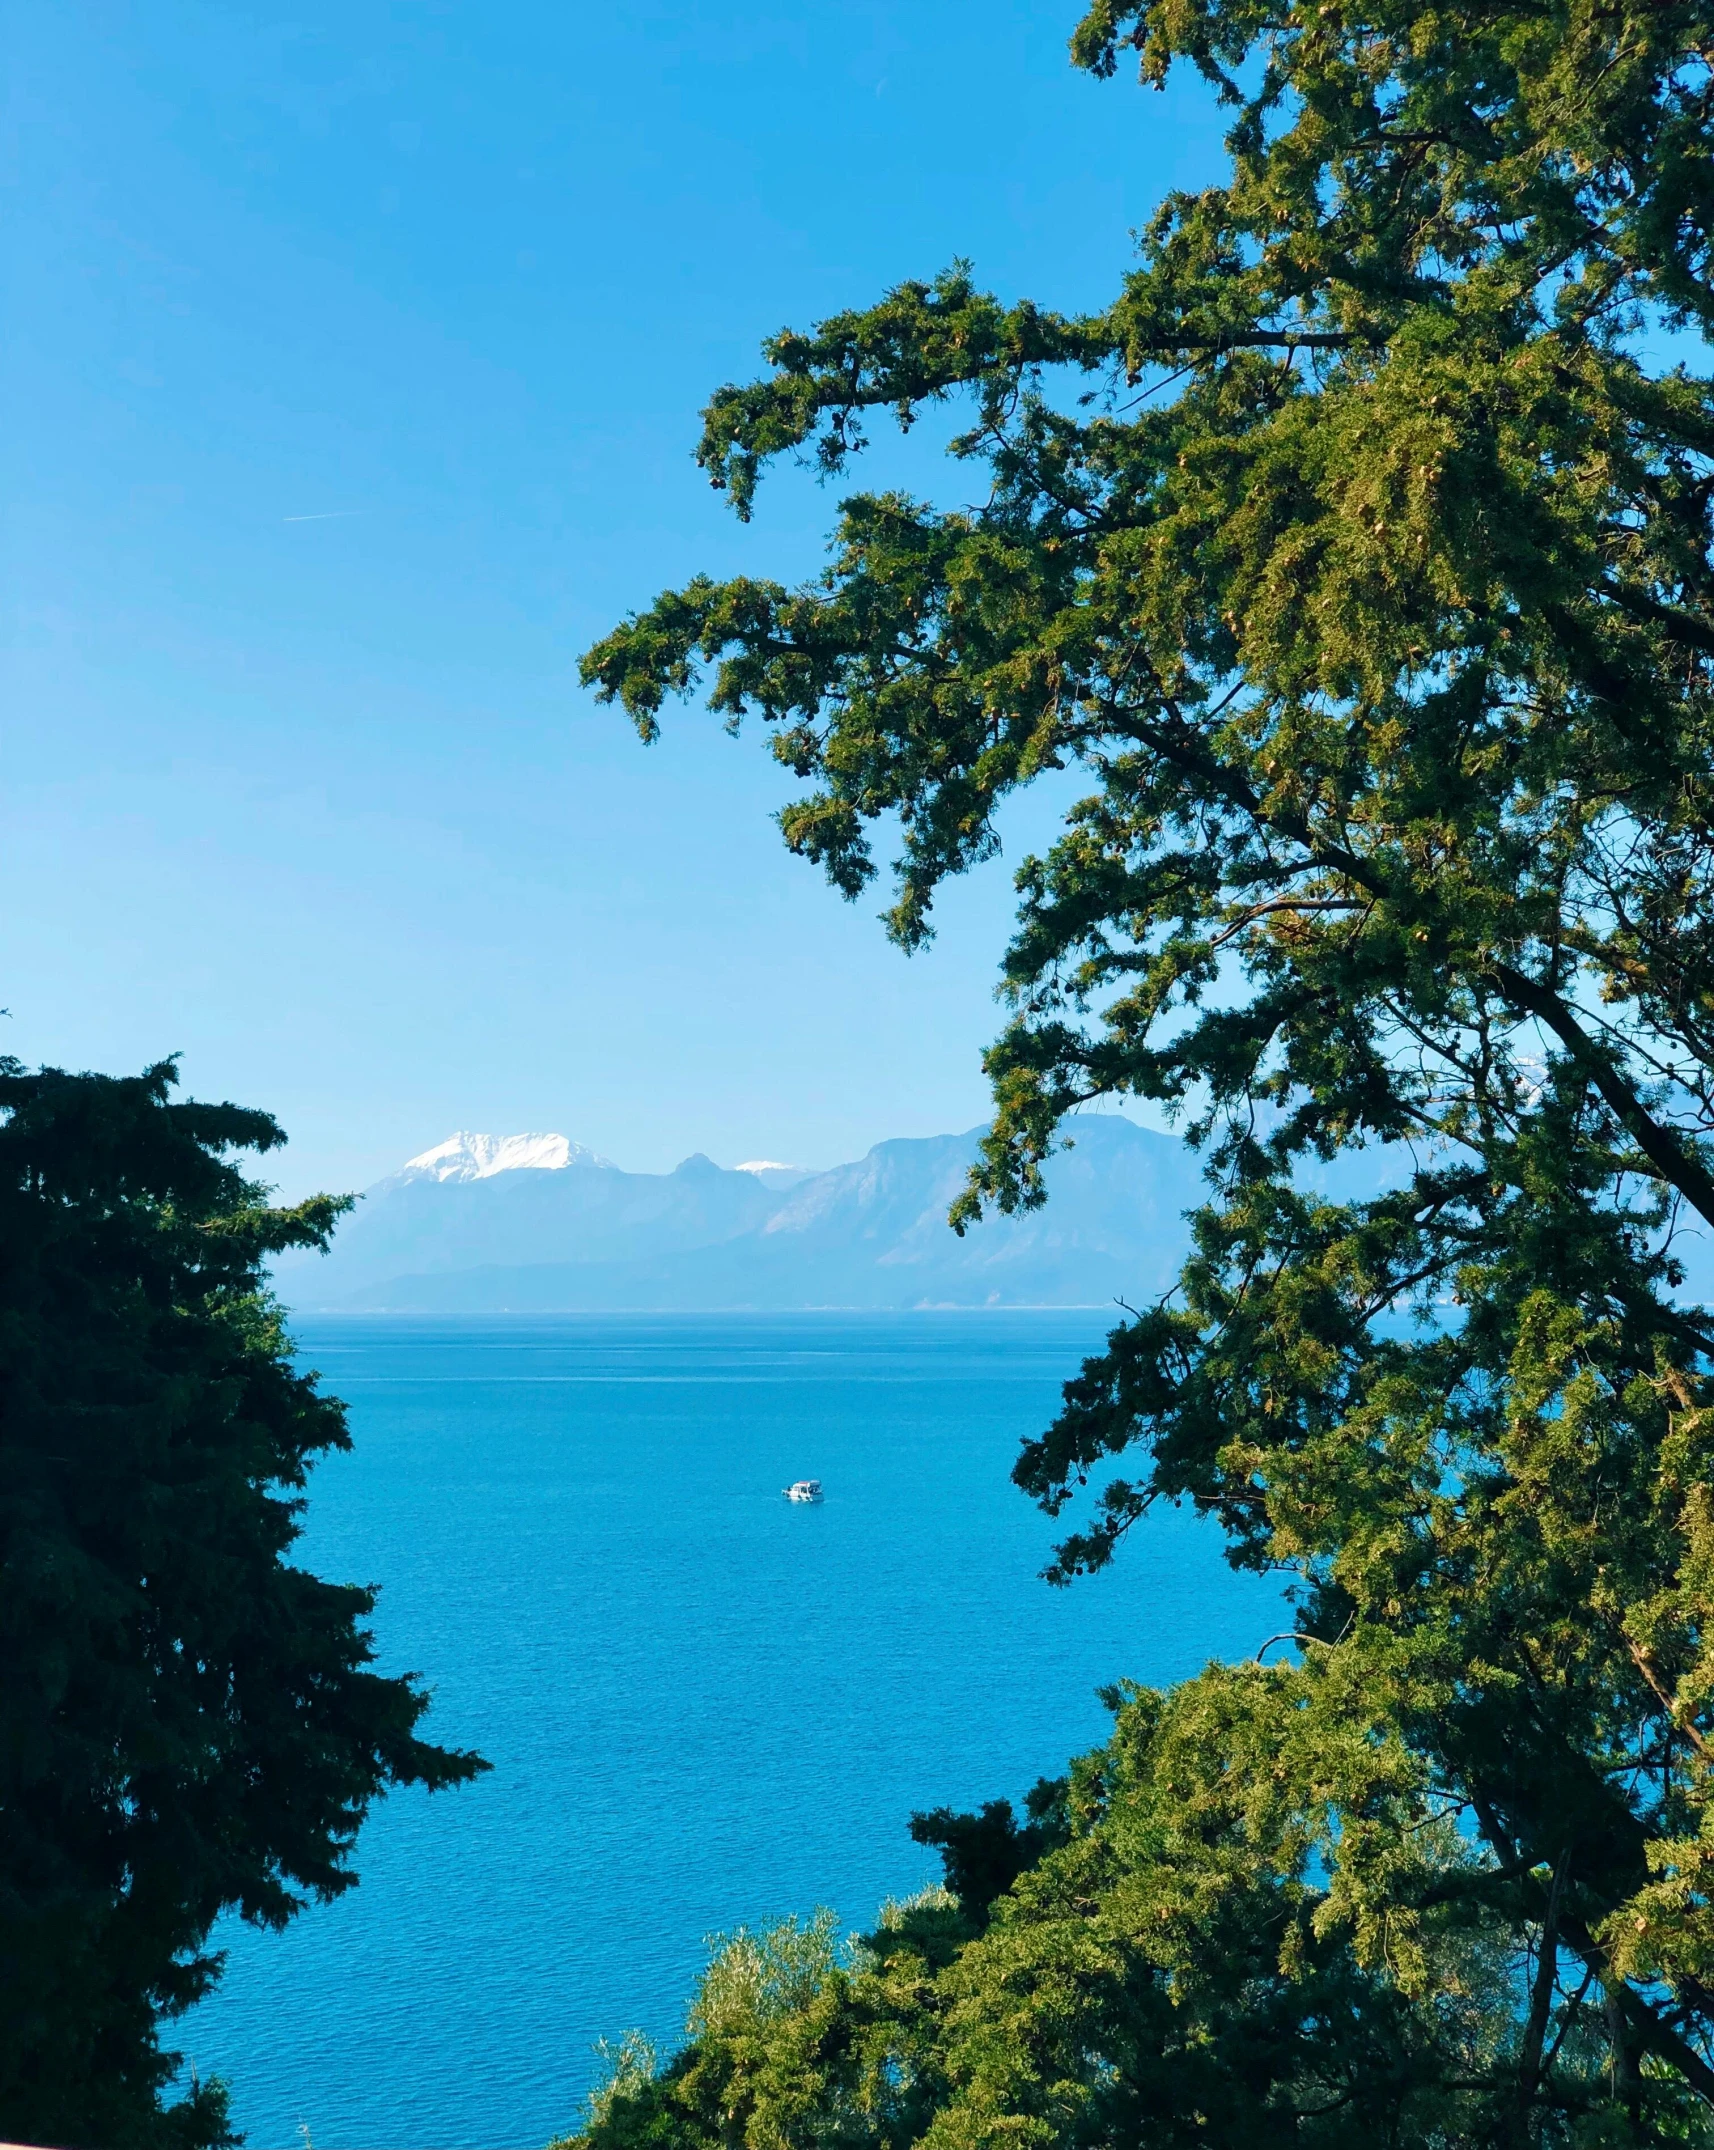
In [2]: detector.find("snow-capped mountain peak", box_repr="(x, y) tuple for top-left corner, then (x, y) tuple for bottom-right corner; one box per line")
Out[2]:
(733, 1158), (815, 1189)
(277, 1118), (1199, 1311)
(400, 1131), (613, 1182)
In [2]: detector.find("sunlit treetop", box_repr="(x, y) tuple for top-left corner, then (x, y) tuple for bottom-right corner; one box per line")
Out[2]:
(585, 0), (1714, 2124)
(588, 0), (1714, 1206)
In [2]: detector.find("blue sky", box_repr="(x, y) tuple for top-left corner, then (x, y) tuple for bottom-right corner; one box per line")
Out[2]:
(3, 1), (1226, 1197)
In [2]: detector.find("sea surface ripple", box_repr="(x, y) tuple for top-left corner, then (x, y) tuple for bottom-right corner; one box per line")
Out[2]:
(184, 1313), (1282, 2148)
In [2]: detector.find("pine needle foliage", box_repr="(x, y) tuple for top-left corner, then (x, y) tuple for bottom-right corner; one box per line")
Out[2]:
(0, 1060), (487, 2150)
(581, 0), (1714, 2131)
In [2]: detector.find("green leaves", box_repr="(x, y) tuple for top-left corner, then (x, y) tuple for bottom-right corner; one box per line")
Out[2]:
(584, 0), (1714, 2125)
(0, 1060), (486, 2150)
(694, 270), (1102, 520)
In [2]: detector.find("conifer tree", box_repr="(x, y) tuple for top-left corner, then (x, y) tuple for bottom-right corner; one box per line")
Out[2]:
(0, 1060), (486, 2150)
(583, 0), (1714, 2129)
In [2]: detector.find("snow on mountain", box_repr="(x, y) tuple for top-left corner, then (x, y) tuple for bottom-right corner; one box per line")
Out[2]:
(277, 1118), (1206, 1311)
(732, 1159), (816, 1189)
(399, 1131), (614, 1182)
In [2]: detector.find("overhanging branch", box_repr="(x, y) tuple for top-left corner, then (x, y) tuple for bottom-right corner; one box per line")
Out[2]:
(1491, 962), (1714, 1232)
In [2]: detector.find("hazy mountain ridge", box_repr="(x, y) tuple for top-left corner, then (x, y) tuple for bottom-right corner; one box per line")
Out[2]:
(277, 1118), (1206, 1312)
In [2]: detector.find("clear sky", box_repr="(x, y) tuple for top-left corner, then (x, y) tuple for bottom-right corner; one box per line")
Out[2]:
(3, 1), (1226, 1198)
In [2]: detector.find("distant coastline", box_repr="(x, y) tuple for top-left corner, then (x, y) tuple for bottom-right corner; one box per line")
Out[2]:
(275, 1119), (1201, 1315)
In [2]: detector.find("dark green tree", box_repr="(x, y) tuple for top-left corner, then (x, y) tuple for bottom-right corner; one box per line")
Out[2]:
(581, 0), (1714, 2130)
(0, 1059), (486, 2150)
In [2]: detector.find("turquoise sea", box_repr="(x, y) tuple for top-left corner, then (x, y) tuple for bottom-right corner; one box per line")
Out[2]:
(182, 1314), (1283, 2149)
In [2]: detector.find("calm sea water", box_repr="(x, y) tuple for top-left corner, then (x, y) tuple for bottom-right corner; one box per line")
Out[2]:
(181, 1314), (1282, 2149)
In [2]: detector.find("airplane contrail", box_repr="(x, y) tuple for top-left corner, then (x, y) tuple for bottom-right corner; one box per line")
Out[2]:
(283, 509), (365, 523)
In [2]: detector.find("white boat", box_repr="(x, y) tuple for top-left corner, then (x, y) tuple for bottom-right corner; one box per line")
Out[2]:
(783, 1479), (823, 1503)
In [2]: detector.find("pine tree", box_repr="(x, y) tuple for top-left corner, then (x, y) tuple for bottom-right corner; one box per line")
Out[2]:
(0, 1060), (486, 2149)
(583, 0), (1714, 2128)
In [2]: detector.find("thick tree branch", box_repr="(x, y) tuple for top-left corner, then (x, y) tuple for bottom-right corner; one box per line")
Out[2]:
(1597, 577), (1714, 658)
(1558, 1914), (1714, 2105)
(1490, 962), (1714, 1231)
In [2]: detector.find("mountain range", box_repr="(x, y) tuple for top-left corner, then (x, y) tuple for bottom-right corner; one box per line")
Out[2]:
(274, 1118), (1206, 1312)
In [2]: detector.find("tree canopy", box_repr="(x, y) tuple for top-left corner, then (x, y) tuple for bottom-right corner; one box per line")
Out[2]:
(0, 1060), (486, 2150)
(581, 0), (1714, 2131)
